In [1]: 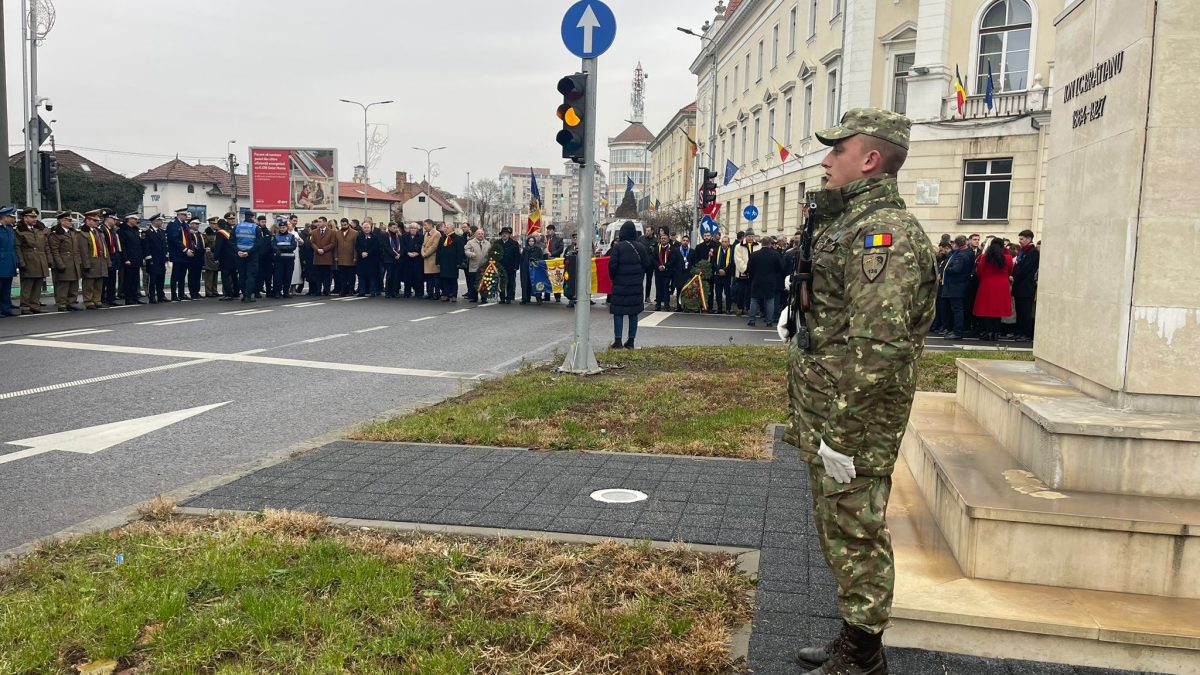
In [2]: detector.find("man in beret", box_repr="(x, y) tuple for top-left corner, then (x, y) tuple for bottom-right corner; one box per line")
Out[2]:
(784, 108), (936, 675)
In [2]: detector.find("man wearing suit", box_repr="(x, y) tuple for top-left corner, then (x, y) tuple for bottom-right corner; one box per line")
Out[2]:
(497, 226), (521, 304)
(142, 214), (169, 303)
(166, 207), (192, 300)
(1011, 228), (1040, 342)
(653, 232), (682, 312)
(334, 218), (359, 296)
(117, 214), (145, 305)
(354, 220), (382, 297)
(420, 220), (442, 299)
(308, 216), (336, 296)
(711, 234), (735, 314)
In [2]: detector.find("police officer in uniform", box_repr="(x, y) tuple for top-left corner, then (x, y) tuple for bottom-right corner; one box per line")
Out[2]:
(202, 216), (222, 297)
(118, 214), (145, 305)
(142, 214), (169, 303)
(781, 109), (936, 675)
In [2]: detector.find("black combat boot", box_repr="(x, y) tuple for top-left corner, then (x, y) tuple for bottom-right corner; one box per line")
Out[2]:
(795, 621), (850, 667)
(802, 625), (887, 675)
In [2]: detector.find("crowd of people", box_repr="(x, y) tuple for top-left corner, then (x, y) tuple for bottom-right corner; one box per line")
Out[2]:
(932, 230), (1040, 342)
(0, 205), (1039, 344)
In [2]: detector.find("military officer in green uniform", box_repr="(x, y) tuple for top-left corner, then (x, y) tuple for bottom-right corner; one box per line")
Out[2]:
(780, 108), (936, 675)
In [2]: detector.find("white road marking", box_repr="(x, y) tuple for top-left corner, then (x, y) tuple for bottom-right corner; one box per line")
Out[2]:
(334, 296), (367, 302)
(219, 308), (273, 316)
(301, 333), (350, 343)
(353, 326), (388, 334)
(639, 311), (672, 327)
(410, 316), (435, 322)
(283, 301), (324, 308)
(474, 302), (500, 308)
(3, 339), (481, 380)
(763, 338), (784, 342)
(1, 402), (231, 465)
(31, 328), (112, 339)
(102, 304), (138, 310)
(448, 308), (471, 314)
(642, 324), (768, 333)
(136, 318), (203, 326)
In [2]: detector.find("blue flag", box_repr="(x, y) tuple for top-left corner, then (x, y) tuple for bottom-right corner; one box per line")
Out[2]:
(723, 159), (738, 186)
(529, 259), (551, 294)
(626, 176), (635, 192)
(985, 62), (995, 111)
(530, 169), (542, 206)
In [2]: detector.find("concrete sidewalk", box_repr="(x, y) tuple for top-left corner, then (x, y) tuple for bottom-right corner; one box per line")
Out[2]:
(184, 431), (1138, 675)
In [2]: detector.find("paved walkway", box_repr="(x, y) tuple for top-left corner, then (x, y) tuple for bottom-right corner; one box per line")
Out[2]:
(184, 431), (1136, 675)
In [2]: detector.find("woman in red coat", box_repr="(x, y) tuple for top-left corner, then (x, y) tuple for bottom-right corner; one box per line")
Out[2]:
(973, 237), (1014, 341)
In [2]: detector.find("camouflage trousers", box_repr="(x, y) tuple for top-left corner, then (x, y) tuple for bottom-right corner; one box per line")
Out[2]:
(808, 463), (894, 634)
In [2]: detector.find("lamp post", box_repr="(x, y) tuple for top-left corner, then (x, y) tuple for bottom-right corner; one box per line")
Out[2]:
(412, 145), (446, 219)
(678, 26), (718, 243)
(340, 99), (393, 222)
(225, 140), (238, 216)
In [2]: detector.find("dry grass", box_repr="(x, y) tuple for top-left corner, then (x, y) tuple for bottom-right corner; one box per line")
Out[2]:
(0, 510), (754, 674)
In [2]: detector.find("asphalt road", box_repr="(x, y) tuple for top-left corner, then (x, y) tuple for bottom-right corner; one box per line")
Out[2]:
(0, 289), (1028, 552)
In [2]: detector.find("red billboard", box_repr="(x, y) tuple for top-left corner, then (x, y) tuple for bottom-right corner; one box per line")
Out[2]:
(249, 147), (338, 213)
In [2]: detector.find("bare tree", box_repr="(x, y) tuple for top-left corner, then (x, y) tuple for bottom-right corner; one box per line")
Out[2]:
(467, 179), (506, 233)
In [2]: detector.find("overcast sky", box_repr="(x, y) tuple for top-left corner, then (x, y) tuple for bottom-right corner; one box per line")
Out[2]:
(4, 0), (714, 194)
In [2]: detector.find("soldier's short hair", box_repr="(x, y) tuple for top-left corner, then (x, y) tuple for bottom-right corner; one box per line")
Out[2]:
(861, 135), (908, 174)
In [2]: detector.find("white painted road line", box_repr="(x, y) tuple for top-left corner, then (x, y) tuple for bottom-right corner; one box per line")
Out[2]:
(31, 328), (112, 339)
(283, 301), (324, 308)
(334, 296), (367, 302)
(2, 339), (482, 380)
(643, 324), (768, 333)
(301, 333), (350, 344)
(353, 326), (388, 334)
(639, 311), (672, 327)
(136, 318), (203, 326)
(410, 316), (435, 322)
(219, 308), (273, 316)
(448, 308), (471, 314)
(474, 302), (500, 308)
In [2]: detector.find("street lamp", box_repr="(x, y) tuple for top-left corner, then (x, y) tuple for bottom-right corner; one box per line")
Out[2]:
(340, 99), (394, 221)
(412, 145), (447, 219)
(678, 26), (719, 243)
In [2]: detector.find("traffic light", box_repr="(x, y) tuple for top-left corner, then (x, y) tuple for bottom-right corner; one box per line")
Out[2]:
(39, 151), (59, 199)
(699, 167), (718, 210)
(556, 73), (588, 164)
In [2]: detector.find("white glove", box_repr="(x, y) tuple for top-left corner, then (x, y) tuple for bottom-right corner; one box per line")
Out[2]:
(784, 274), (792, 292)
(818, 441), (856, 484)
(777, 307), (790, 341)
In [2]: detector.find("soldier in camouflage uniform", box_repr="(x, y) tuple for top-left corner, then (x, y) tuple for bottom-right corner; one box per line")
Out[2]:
(781, 108), (937, 675)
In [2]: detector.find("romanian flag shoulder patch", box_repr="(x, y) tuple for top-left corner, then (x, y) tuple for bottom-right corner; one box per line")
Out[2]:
(863, 233), (893, 249)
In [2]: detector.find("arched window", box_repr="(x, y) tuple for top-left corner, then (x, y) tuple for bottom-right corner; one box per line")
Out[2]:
(977, 0), (1032, 92)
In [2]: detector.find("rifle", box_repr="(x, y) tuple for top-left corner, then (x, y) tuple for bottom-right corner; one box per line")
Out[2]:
(785, 191), (819, 348)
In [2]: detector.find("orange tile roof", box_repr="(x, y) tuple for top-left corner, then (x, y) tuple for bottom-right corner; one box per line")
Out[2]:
(611, 122), (656, 144)
(338, 181), (402, 202)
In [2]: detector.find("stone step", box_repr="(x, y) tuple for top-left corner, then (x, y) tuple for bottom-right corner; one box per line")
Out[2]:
(957, 359), (1200, 499)
(901, 393), (1200, 598)
(888, 453), (1200, 674)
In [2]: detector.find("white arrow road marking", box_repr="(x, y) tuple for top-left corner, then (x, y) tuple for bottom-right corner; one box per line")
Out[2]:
(577, 3), (600, 53)
(0, 401), (231, 465)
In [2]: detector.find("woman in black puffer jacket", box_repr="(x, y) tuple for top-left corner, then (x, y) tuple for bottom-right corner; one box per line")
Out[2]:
(606, 221), (651, 349)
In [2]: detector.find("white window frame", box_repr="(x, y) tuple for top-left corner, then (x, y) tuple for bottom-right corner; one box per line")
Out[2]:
(969, 0), (1037, 94)
(744, 53), (751, 91)
(961, 157), (1013, 221)
(784, 97), (793, 145)
(803, 84), (814, 138)
(826, 68), (839, 127)
(772, 24), (780, 70)
(723, 75), (729, 108)
(753, 114), (761, 161)
(757, 40), (765, 81)
(788, 6), (798, 55)
(890, 52), (915, 114)
(740, 123), (748, 164)
(808, 0), (818, 39)
(831, 0), (841, 20)
(733, 67), (739, 101)
(767, 107), (776, 156)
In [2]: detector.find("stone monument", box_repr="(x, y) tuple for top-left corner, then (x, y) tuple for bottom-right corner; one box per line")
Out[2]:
(888, 0), (1200, 671)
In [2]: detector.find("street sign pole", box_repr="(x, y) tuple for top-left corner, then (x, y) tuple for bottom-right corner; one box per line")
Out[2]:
(561, 55), (600, 374)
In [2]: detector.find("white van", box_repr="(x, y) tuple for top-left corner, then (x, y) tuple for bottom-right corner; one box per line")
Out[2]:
(599, 220), (644, 251)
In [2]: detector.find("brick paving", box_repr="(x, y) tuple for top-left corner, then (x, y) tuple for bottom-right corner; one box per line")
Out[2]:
(184, 431), (1138, 675)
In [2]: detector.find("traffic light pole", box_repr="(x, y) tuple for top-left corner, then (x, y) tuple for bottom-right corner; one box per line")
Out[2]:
(560, 56), (600, 375)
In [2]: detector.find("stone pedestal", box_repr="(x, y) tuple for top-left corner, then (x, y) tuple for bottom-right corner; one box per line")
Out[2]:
(891, 0), (1200, 669)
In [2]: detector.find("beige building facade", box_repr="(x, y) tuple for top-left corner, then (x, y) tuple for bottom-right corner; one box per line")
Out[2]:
(689, 0), (1059, 241)
(647, 103), (698, 211)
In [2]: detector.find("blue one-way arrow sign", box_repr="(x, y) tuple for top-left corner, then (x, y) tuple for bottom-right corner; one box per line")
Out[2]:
(561, 0), (616, 59)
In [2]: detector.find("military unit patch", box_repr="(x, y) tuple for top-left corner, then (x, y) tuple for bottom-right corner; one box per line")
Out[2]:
(862, 252), (888, 282)
(863, 233), (892, 248)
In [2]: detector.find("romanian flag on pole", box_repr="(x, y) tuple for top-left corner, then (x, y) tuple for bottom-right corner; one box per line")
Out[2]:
(955, 65), (967, 116)
(683, 131), (699, 158)
(771, 136), (790, 163)
(526, 168), (542, 236)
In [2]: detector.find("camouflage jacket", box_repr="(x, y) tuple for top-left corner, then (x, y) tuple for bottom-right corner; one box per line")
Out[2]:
(785, 176), (936, 476)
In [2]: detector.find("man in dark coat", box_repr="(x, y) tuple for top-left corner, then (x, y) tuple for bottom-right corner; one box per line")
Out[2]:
(607, 221), (652, 349)
(544, 224), (565, 302)
(519, 235), (546, 305)
(142, 214), (169, 303)
(1010, 228), (1039, 341)
(638, 227), (657, 301)
(746, 236), (785, 327)
(435, 223), (462, 301)
(355, 220), (383, 296)
(382, 222), (403, 298)
(117, 214), (145, 305)
(400, 223), (424, 297)
(652, 232), (681, 312)
(497, 227), (521, 304)
(214, 213), (240, 300)
(255, 215), (274, 298)
(166, 208), (191, 300)
(711, 234), (735, 314)
(940, 235), (973, 339)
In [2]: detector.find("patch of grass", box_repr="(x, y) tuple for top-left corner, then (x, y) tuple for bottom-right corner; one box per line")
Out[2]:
(354, 345), (1034, 458)
(0, 510), (754, 674)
